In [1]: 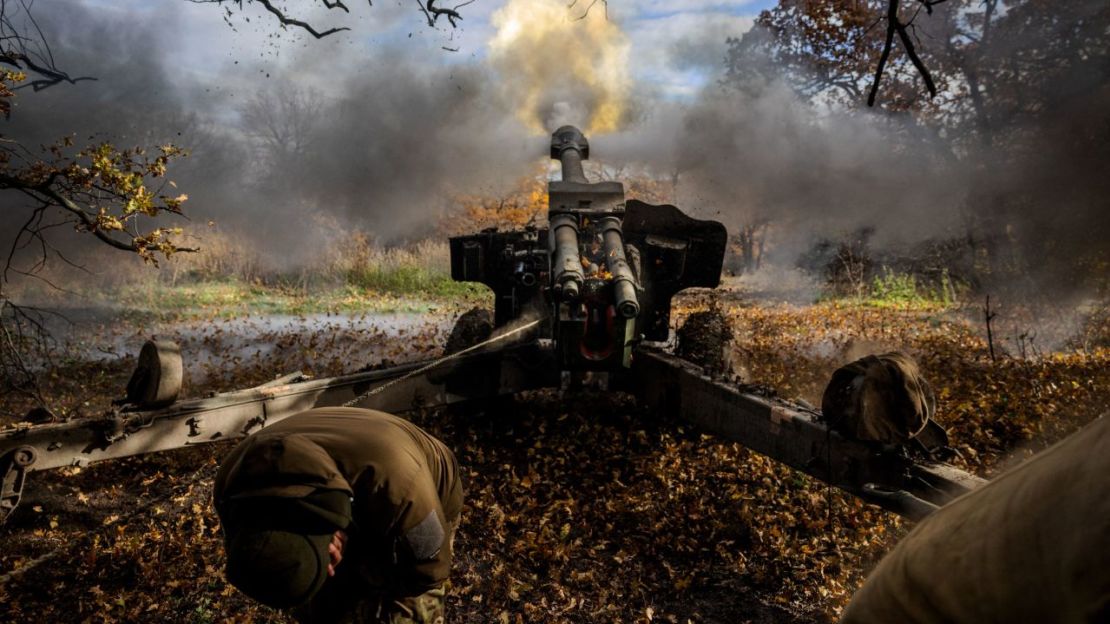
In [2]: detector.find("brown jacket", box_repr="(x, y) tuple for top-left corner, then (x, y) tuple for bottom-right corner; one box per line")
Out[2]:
(841, 415), (1110, 624)
(214, 407), (463, 593)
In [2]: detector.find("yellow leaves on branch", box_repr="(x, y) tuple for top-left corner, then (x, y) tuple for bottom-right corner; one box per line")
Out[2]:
(132, 227), (186, 264)
(74, 143), (187, 211)
(0, 69), (27, 119)
(34, 141), (193, 262)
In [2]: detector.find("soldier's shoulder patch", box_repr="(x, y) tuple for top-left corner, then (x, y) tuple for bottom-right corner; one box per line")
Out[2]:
(405, 510), (445, 561)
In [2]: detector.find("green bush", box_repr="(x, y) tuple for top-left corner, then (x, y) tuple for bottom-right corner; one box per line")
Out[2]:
(865, 267), (959, 308)
(870, 268), (923, 303)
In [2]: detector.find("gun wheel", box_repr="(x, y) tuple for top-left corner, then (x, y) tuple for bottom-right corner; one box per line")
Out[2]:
(444, 307), (494, 355)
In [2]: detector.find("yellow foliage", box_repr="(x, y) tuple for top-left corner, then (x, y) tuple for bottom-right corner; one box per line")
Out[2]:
(445, 171), (548, 235)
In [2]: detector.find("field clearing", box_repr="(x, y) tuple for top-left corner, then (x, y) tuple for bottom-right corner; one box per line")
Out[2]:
(0, 278), (1106, 623)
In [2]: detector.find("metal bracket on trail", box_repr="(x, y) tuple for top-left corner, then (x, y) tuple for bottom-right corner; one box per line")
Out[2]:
(0, 339), (558, 524)
(1, 446), (36, 524)
(618, 350), (985, 520)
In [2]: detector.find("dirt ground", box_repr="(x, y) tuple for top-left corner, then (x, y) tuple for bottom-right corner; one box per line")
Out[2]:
(1, 280), (1107, 623)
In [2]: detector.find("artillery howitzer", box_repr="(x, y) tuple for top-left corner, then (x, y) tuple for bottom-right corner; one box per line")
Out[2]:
(0, 126), (984, 525)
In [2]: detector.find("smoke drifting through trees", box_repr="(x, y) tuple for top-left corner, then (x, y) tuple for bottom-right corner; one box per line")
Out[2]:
(602, 0), (1108, 300)
(1, 2), (538, 272)
(3, 0), (1106, 302)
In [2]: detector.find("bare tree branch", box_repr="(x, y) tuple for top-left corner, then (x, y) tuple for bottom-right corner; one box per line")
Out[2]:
(417, 0), (471, 28)
(568, 0), (607, 21)
(868, 0), (943, 107)
(0, 0), (95, 91)
(0, 299), (50, 409)
(192, 0), (470, 37)
(253, 0), (349, 38)
(187, 0), (360, 38)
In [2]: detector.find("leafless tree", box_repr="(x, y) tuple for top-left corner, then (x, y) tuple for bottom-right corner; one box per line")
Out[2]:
(734, 220), (769, 274)
(242, 87), (323, 169)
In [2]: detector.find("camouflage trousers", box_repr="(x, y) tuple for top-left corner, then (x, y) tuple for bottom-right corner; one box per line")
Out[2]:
(292, 584), (446, 624)
(378, 586), (445, 624)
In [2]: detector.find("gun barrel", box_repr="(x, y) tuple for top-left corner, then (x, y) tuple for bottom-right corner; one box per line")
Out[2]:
(550, 125), (589, 184)
(558, 148), (588, 184)
(600, 216), (640, 318)
(550, 213), (584, 299)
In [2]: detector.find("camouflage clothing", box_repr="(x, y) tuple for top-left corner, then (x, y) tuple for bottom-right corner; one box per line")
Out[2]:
(291, 579), (448, 624)
(214, 408), (463, 623)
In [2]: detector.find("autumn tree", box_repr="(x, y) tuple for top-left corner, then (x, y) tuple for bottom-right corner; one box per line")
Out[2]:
(727, 0), (1110, 292)
(0, 0), (484, 411)
(0, 4), (197, 409)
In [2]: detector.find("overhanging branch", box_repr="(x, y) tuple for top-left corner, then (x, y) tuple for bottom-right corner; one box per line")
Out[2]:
(867, 0), (944, 107)
(255, 0), (350, 38)
(417, 0), (471, 28)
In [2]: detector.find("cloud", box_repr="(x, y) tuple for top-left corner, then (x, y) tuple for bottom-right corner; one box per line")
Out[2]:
(612, 0), (764, 20)
(619, 7), (757, 99)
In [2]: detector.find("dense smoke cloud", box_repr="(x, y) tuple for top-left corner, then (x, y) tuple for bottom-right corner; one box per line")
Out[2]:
(4, 0), (1106, 300)
(598, 86), (966, 249)
(235, 61), (540, 251)
(595, 1), (1109, 299)
(3, 2), (540, 267)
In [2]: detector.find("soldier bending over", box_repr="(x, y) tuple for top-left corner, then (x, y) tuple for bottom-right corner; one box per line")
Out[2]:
(213, 407), (463, 623)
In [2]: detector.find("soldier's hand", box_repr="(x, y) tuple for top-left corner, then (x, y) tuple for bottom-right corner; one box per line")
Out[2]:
(327, 529), (348, 577)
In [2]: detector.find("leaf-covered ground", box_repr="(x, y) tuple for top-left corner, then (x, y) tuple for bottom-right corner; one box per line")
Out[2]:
(1, 283), (1106, 623)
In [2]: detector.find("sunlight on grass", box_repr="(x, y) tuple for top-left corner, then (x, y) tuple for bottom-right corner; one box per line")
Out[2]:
(109, 278), (490, 321)
(820, 267), (962, 311)
(12, 237), (495, 320)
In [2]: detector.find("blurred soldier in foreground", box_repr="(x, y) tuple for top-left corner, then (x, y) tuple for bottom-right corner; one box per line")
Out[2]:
(213, 407), (463, 623)
(841, 414), (1110, 624)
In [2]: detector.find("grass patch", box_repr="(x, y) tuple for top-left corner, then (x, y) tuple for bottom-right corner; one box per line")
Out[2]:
(345, 265), (484, 299)
(869, 267), (961, 307)
(107, 277), (489, 321)
(7, 238), (493, 320)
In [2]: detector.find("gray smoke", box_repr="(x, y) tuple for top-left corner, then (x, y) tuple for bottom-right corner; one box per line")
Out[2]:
(594, 85), (966, 260)
(5, 1), (1106, 301)
(3, 2), (539, 268)
(593, 2), (1109, 300)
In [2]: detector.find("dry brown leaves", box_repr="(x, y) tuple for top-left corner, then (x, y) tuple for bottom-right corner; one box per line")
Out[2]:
(1, 292), (1106, 623)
